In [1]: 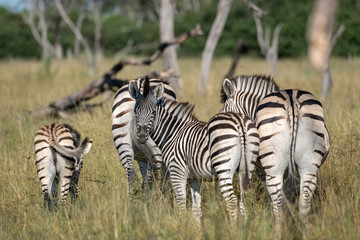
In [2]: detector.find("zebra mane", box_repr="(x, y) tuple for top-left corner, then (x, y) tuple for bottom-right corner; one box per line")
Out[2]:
(220, 75), (279, 103)
(163, 99), (197, 122)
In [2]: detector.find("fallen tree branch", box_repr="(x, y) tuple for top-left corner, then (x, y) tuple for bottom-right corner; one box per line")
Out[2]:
(31, 24), (203, 118)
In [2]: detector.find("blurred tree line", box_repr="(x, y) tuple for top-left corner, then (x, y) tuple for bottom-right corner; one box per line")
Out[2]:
(0, 0), (359, 60)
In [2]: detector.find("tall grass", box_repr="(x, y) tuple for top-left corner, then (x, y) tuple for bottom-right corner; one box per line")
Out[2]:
(0, 57), (359, 239)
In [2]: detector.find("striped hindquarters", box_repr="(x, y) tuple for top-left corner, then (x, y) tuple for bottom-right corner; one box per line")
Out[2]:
(255, 90), (330, 175)
(208, 112), (259, 188)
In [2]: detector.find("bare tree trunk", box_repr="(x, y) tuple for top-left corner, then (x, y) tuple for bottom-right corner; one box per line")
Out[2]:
(224, 38), (244, 79)
(197, 0), (233, 94)
(55, 0), (95, 76)
(307, 0), (344, 98)
(22, 0), (54, 73)
(92, 0), (103, 62)
(254, 16), (283, 75)
(74, 5), (86, 59)
(160, 0), (182, 92)
(54, 17), (63, 60)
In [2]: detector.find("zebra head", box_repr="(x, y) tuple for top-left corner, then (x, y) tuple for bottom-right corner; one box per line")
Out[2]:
(220, 78), (244, 114)
(129, 79), (164, 144)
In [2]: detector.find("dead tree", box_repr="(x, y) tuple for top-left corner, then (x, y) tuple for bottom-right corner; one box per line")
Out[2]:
(22, 0), (54, 64)
(31, 25), (203, 118)
(74, 3), (87, 59)
(254, 16), (283, 75)
(224, 38), (244, 79)
(307, 0), (344, 98)
(92, 0), (104, 62)
(197, 0), (233, 94)
(160, 0), (182, 92)
(55, 0), (96, 76)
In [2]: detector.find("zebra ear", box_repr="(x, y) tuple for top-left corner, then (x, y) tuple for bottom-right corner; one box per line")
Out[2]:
(223, 78), (235, 99)
(153, 83), (164, 100)
(129, 81), (140, 99)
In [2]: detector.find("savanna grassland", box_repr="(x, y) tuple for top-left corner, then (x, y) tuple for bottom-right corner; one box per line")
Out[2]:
(0, 57), (359, 239)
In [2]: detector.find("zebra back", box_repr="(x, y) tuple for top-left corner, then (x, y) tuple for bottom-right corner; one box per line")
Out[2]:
(220, 75), (279, 121)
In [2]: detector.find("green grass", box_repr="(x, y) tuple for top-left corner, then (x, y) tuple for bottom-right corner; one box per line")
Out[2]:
(0, 57), (359, 239)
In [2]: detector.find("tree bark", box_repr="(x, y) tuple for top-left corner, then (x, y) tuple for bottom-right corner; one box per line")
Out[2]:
(22, 0), (54, 63)
(31, 25), (202, 118)
(55, 0), (95, 76)
(224, 38), (244, 79)
(160, 0), (182, 92)
(254, 16), (283, 75)
(197, 0), (233, 94)
(92, 0), (103, 62)
(307, 0), (343, 98)
(74, 4), (86, 59)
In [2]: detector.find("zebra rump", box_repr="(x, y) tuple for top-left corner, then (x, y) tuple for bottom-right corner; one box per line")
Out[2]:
(34, 123), (92, 209)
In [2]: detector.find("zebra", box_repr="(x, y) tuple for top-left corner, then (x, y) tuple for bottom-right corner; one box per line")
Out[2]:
(220, 75), (330, 235)
(111, 76), (177, 192)
(34, 123), (92, 210)
(128, 79), (259, 220)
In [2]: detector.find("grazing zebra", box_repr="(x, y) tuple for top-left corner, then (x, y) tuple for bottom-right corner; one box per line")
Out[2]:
(34, 123), (92, 209)
(221, 75), (330, 235)
(128, 80), (259, 220)
(111, 77), (176, 192)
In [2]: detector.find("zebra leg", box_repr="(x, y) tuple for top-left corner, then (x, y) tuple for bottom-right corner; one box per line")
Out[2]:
(137, 161), (151, 190)
(189, 180), (202, 224)
(41, 174), (55, 210)
(238, 170), (248, 220)
(261, 152), (287, 237)
(216, 171), (238, 220)
(297, 154), (321, 238)
(170, 172), (187, 211)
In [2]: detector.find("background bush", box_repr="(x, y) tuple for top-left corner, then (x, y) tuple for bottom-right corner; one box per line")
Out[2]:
(0, 0), (359, 59)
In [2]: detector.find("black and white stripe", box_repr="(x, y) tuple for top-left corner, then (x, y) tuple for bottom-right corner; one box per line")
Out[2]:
(129, 80), (259, 220)
(34, 123), (92, 209)
(111, 77), (176, 191)
(220, 75), (279, 120)
(256, 90), (330, 232)
(221, 75), (330, 234)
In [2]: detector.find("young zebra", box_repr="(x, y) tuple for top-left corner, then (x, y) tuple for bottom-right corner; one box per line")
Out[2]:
(129, 80), (259, 220)
(221, 76), (330, 235)
(34, 123), (92, 209)
(112, 77), (176, 192)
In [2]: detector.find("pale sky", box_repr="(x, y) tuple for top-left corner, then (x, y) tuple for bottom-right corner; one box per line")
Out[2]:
(0, 0), (26, 11)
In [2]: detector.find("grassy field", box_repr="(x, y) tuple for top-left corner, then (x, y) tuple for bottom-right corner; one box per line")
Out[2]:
(0, 57), (359, 239)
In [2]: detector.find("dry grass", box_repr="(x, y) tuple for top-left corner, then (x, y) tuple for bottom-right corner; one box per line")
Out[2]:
(0, 57), (359, 239)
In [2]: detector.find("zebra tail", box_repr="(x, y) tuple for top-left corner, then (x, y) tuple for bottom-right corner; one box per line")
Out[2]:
(284, 95), (299, 203)
(239, 120), (250, 190)
(50, 137), (91, 160)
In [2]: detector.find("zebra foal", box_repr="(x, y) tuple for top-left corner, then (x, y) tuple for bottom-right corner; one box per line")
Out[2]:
(129, 79), (259, 220)
(112, 77), (176, 191)
(221, 75), (330, 235)
(34, 123), (92, 209)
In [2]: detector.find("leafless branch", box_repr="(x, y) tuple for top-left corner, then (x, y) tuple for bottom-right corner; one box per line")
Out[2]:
(31, 25), (203, 118)
(241, 0), (269, 17)
(224, 38), (244, 79)
(331, 24), (345, 50)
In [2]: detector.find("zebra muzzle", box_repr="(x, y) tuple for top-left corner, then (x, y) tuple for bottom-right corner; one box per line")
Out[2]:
(137, 126), (148, 144)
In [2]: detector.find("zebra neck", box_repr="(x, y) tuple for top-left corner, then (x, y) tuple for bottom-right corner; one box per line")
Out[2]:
(151, 102), (195, 149)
